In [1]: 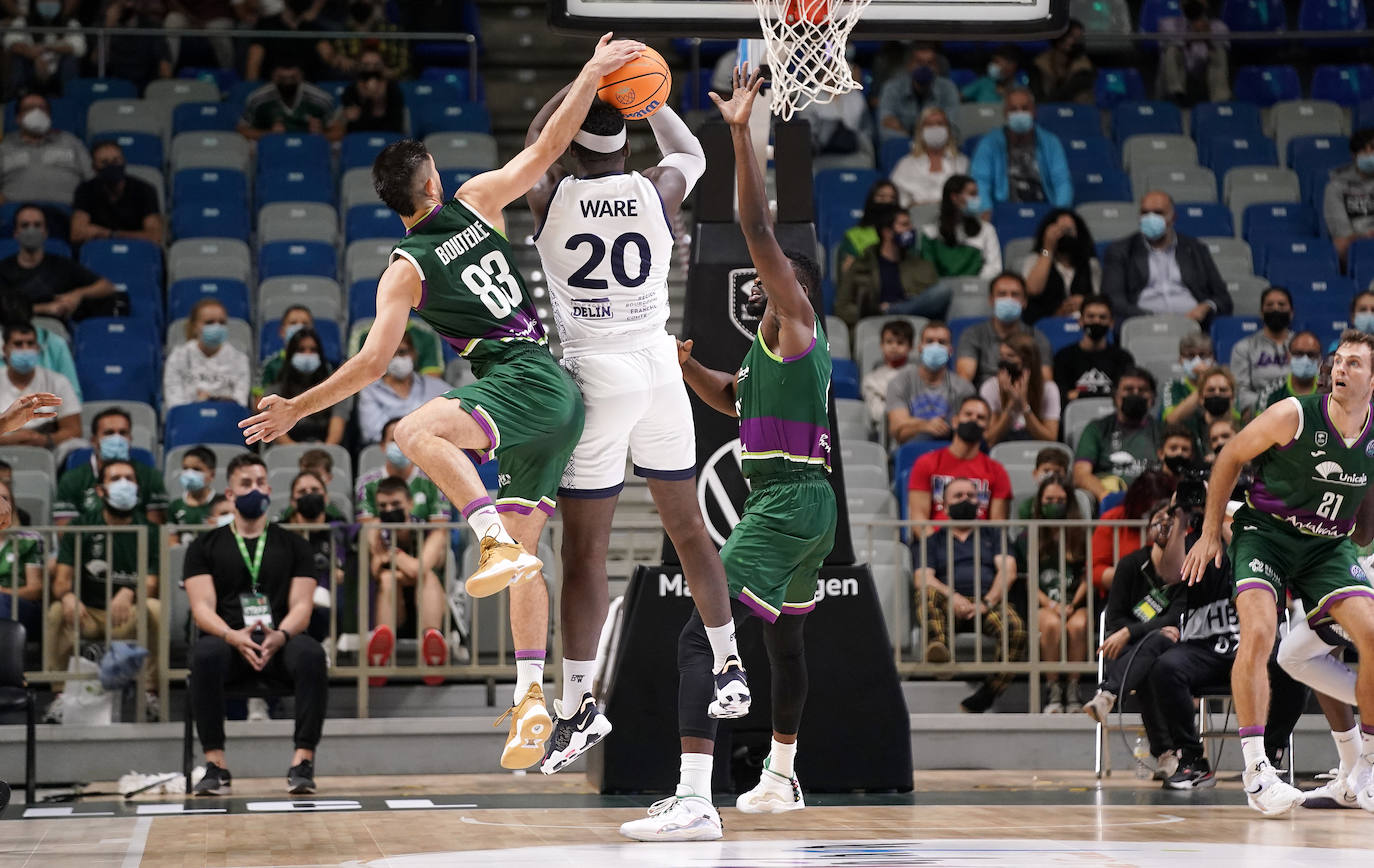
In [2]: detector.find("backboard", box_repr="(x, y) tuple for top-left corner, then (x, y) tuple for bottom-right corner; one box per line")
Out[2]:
(549, 0), (1070, 40)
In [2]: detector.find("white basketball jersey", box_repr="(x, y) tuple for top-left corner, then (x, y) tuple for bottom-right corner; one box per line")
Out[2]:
(534, 171), (673, 358)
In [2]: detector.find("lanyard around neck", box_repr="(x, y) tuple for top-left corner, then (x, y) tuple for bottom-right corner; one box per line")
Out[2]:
(232, 526), (265, 590)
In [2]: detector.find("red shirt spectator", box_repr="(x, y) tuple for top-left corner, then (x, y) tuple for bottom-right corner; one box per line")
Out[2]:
(906, 395), (1012, 526)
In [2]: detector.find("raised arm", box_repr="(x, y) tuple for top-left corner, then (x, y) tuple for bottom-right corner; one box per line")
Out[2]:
(641, 106), (706, 213)
(523, 82), (574, 227)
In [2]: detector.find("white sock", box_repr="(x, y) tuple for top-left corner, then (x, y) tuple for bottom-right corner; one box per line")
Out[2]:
(514, 656), (545, 705)
(704, 620), (738, 672)
(463, 497), (515, 545)
(678, 752), (712, 801)
(561, 658), (596, 717)
(1334, 726), (1361, 775)
(769, 738), (797, 779)
(1362, 728), (1374, 763)
(1241, 735), (1267, 769)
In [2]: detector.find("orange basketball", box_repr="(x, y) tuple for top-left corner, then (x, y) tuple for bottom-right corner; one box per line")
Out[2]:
(597, 46), (671, 121)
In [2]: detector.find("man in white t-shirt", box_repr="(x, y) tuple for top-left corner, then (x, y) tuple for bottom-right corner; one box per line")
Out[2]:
(0, 322), (80, 459)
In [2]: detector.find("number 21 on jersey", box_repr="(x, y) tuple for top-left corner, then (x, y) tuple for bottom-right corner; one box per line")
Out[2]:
(461, 250), (522, 317)
(1317, 491), (1344, 519)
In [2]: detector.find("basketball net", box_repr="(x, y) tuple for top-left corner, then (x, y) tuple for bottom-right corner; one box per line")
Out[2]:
(751, 0), (872, 121)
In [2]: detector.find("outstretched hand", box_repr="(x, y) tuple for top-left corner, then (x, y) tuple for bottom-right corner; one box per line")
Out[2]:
(1179, 530), (1222, 586)
(585, 32), (645, 77)
(709, 64), (765, 126)
(0, 393), (61, 435)
(240, 393), (302, 445)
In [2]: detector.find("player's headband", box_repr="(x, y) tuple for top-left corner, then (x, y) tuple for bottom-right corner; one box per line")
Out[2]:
(573, 127), (626, 153)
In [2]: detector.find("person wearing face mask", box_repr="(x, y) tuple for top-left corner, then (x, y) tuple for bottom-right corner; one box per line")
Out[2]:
(44, 459), (163, 724)
(0, 322), (81, 456)
(237, 61), (344, 142)
(1023, 209), (1100, 322)
(167, 446), (219, 544)
(906, 395), (1012, 532)
(1229, 287), (1294, 414)
(891, 106), (969, 208)
(1014, 448), (1070, 518)
(1052, 298), (1135, 401)
(918, 175), (1002, 280)
(1264, 330), (1323, 409)
(1073, 368), (1165, 506)
(886, 321), (975, 445)
(960, 45), (1025, 103)
(0, 205), (116, 321)
(914, 474), (1026, 713)
(338, 48), (405, 134)
(1101, 190), (1231, 325)
(835, 203), (941, 327)
(281, 470), (354, 645)
(163, 298), (251, 410)
(1017, 475), (1090, 713)
(862, 320), (914, 426)
(0, 92), (91, 207)
(355, 332), (451, 445)
(2, 8), (85, 107)
(969, 87), (1073, 212)
(266, 328), (349, 445)
(255, 305), (315, 400)
(877, 42), (959, 142)
(954, 271), (1054, 387)
(1160, 332), (1216, 424)
(0, 477), (44, 637)
(54, 408), (168, 525)
(1030, 19), (1095, 104)
(1156, 425), (1197, 477)
(1183, 367), (1239, 449)
(70, 141), (163, 247)
(1325, 128), (1374, 266)
(836, 180), (899, 275)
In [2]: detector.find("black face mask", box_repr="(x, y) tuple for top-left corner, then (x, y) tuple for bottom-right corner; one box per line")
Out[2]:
(1262, 310), (1291, 332)
(1163, 453), (1191, 475)
(947, 500), (979, 521)
(1120, 394), (1149, 421)
(379, 507), (408, 525)
(296, 492), (325, 520)
(955, 420), (984, 444)
(1203, 395), (1231, 417)
(276, 80), (300, 102)
(97, 163), (125, 186)
(1083, 322), (1110, 342)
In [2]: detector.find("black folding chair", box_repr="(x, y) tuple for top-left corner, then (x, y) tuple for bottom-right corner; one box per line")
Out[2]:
(0, 621), (37, 804)
(183, 670), (297, 792)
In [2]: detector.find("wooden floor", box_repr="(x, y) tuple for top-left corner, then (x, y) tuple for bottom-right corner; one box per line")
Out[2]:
(3, 771), (1373, 866)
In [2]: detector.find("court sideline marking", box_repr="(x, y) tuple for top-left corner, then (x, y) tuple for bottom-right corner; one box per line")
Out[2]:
(455, 809), (1191, 832)
(121, 816), (151, 868)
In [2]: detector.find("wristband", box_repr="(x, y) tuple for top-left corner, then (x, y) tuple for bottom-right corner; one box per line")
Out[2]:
(279, 628), (291, 640)
(1040, 248), (1051, 257)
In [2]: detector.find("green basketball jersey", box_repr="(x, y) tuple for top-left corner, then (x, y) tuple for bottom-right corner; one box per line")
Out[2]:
(735, 319), (832, 479)
(1248, 393), (1374, 538)
(392, 198), (549, 377)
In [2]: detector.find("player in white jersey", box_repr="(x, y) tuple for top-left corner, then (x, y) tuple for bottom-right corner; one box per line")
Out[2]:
(525, 91), (749, 774)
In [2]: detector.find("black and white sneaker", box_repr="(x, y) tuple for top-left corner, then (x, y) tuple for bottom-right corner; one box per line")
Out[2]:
(539, 693), (613, 775)
(1164, 755), (1216, 790)
(193, 762), (232, 796)
(287, 760), (316, 794)
(708, 655), (751, 719)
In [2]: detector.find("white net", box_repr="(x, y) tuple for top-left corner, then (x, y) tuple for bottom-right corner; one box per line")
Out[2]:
(751, 0), (873, 121)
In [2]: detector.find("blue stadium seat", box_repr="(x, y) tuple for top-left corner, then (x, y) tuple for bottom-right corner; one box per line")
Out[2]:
(75, 317), (159, 360)
(418, 66), (484, 102)
(169, 278), (251, 322)
(80, 239), (163, 287)
(1304, 315), (1349, 349)
(341, 131), (403, 171)
(441, 168), (485, 193)
(1233, 65), (1302, 106)
(1037, 103), (1102, 140)
(992, 202), (1051, 243)
(1242, 202), (1318, 243)
(164, 401), (252, 449)
(257, 133), (331, 174)
(399, 80), (463, 116)
(1357, 99), (1374, 131)
(255, 166), (334, 207)
(1222, 0), (1286, 30)
(66, 77), (138, 108)
(1299, 0), (1366, 31)
(892, 439), (947, 519)
(259, 241), (337, 281)
(1191, 103), (1264, 152)
(348, 279), (378, 324)
(260, 318), (342, 363)
(1287, 134), (1350, 175)
(1203, 135), (1278, 181)
(1111, 101), (1183, 145)
(960, 134), (982, 158)
(1265, 256), (1340, 288)
(1288, 277), (1357, 315)
(413, 101), (492, 138)
(1039, 316), (1083, 353)
(1138, 0), (1183, 32)
(947, 316), (984, 350)
(171, 101), (237, 134)
(1094, 69), (1146, 108)
(105, 131), (162, 169)
(832, 358), (860, 400)
(1061, 135), (1119, 174)
(814, 169), (881, 215)
(346, 204), (398, 245)
(819, 204), (865, 251)
(172, 201), (250, 243)
(879, 138), (911, 177)
(1310, 64), (1374, 106)
(1071, 169), (1132, 203)
(315, 80), (349, 104)
(178, 67), (238, 94)
(77, 348), (158, 405)
(115, 280), (163, 331)
(1174, 202), (1234, 237)
(172, 168), (248, 208)
(678, 67), (715, 112)
(1350, 239), (1374, 292)
(225, 79), (260, 110)
(1212, 316), (1262, 363)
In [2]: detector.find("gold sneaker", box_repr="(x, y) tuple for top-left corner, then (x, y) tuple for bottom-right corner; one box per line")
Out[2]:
(465, 534), (542, 598)
(495, 683), (552, 769)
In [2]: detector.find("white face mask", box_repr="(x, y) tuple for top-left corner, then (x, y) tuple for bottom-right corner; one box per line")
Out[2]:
(387, 354), (414, 379)
(213, 512), (234, 527)
(921, 125), (949, 150)
(20, 108), (51, 136)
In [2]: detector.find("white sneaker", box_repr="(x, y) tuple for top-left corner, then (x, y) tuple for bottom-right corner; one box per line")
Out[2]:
(707, 656), (751, 720)
(735, 758), (804, 814)
(1303, 775), (1360, 809)
(247, 697), (270, 722)
(619, 791), (722, 841)
(1243, 760), (1305, 816)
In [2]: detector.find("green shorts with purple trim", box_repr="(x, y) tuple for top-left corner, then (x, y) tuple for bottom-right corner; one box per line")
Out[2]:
(721, 470), (836, 622)
(1229, 505), (1374, 626)
(446, 349), (584, 517)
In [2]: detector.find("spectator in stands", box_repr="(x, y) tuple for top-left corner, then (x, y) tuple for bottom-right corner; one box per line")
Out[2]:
(1101, 191), (1230, 324)
(339, 48), (405, 135)
(0, 92), (90, 205)
(317, 0), (409, 78)
(961, 45), (1024, 104)
(836, 179), (899, 274)
(955, 271), (1053, 387)
(356, 332), (451, 445)
(163, 298), (251, 410)
(1073, 367), (1162, 504)
(1229, 286), (1292, 414)
(914, 476), (1026, 712)
(103, 0), (173, 90)
(918, 175), (1001, 280)
(1053, 298), (1134, 401)
(0, 479), (42, 634)
(862, 319), (914, 426)
(1030, 18), (1094, 104)
(356, 417), (451, 522)
(0, 322), (79, 454)
(1090, 469), (1175, 592)
(55, 408), (167, 524)
(45, 458), (162, 722)
(164, 0), (236, 70)
(1022, 208), (1099, 322)
(1349, 290), (1374, 339)
(1158, 0), (1231, 106)
(298, 447), (334, 488)
(0, 293), (79, 393)
(237, 61), (344, 142)
(280, 469), (349, 642)
(980, 333), (1059, 444)
(1158, 423), (1197, 473)
(70, 141), (163, 247)
(890, 106), (967, 208)
(1325, 128), (1374, 266)
(183, 453), (325, 796)
(1264, 330), (1321, 408)
(1205, 416), (1236, 463)
(1020, 474), (1089, 713)
(256, 305), (314, 399)
(0, 205), (117, 320)
(279, 463), (344, 523)
(1160, 332), (1215, 424)
(886, 320), (975, 445)
(1014, 447), (1070, 518)
(0, 461), (32, 526)
(877, 42), (959, 142)
(2, 4), (84, 99)
(835, 204), (942, 327)
(1181, 366), (1239, 449)
(906, 395), (1011, 532)
(168, 445), (218, 544)
(264, 327), (350, 445)
(970, 87), (1072, 210)
(798, 60), (874, 165)
(207, 492), (232, 524)
(242, 0), (331, 81)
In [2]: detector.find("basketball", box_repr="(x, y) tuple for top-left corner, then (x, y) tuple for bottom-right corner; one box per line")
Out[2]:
(597, 46), (670, 121)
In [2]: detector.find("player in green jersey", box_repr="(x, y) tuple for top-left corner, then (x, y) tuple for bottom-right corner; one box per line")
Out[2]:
(1183, 329), (1374, 816)
(240, 34), (644, 771)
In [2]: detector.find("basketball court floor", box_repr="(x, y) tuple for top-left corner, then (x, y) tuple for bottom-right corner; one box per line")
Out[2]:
(2, 770), (1371, 866)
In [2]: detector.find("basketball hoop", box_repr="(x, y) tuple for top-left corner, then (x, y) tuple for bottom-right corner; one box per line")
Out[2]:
(751, 0), (872, 121)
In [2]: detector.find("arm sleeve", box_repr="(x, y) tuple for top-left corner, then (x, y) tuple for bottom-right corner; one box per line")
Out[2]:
(230, 348), (251, 406)
(70, 259), (102, 288)
(183, 535), (212, 581)
(1102, 552), (1136, 633)
(1324, 178), (1353, 239)
(1197, 243), (1231, 315)
(990, 460), (1013, 500)
(908, 452), (934, 493)
(1230, 338), (1258, 412)
(163, 344), (191, 409)
(1041, 381), (1061, 422)
(291, 533), (315, 579)
(876, 78), (901, 124)
(57, 528), (75, 567)
(1100, 241), (1143, 320)
(977, 223), (1002, 278)
(647, 106), (705, 197)
(969, 140), (994, 209)
(1074, 418), (1103, 466)
(357, 384), (384, 444)
(53, 474), (80, 521)
(145, 468), (169, 512)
